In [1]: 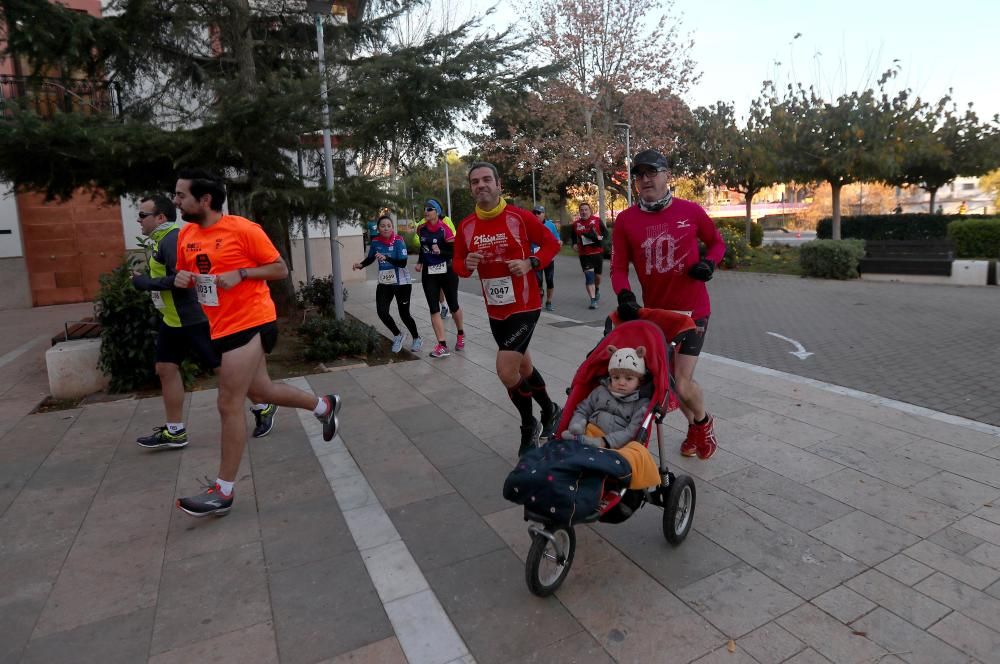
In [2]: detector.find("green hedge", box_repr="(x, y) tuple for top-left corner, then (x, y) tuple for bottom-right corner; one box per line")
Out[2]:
(714, 218), (763, 248)
(947, 219), (1000, 258)
(815, 214), (982, 240)
(799, 239), (865, 279)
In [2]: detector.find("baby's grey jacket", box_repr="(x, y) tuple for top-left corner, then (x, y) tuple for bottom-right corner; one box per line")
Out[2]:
(568, 379), (651, 449)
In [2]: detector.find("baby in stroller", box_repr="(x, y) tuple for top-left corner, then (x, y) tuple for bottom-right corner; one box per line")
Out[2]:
(561, 346), (651, 450)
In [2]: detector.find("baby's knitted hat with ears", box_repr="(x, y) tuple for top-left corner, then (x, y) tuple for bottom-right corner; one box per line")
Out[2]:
(606, 345), (646, 377)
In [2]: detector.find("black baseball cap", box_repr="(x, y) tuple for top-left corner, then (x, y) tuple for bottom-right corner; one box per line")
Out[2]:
(630, 149), (669, 174)
(532, 205), (545, 213)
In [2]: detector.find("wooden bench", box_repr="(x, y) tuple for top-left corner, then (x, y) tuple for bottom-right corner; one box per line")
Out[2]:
(51, 318), (102, 346)
(859, 240), (954, 276)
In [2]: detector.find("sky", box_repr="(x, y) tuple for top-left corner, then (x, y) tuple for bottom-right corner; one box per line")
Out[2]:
(487, 0), (1000, 122)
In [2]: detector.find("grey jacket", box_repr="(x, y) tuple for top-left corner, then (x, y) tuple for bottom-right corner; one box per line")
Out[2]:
(568, 378), (651, 449)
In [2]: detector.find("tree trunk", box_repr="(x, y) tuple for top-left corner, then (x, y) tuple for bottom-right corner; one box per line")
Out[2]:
(831, 181), (843, 240)
(223, 0), (256, 90)
(744, 193), (754, 240)
(928, 187), (938, 214)
(583, 108), (608, 224)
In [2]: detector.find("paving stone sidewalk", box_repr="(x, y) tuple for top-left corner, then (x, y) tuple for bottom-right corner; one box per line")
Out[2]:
(2, 283), (1000, 663)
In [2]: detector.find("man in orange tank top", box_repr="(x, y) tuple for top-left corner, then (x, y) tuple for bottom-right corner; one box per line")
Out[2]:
(171, 169), (342, 517)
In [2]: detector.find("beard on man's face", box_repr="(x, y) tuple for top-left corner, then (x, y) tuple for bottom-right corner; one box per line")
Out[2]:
(180, 208), (206, 223)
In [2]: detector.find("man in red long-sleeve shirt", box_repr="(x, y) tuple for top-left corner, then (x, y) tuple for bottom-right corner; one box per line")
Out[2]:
(454, 162), (563, 456)
(610, 149), (726, 460)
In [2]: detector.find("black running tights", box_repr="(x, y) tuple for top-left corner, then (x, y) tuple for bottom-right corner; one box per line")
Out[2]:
(376, 284), (419, 339)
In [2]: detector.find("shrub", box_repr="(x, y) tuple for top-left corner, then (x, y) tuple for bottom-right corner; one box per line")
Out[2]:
(814, 214), (998, 240)
(947, 218), (1000, 258)
(714, 218), (763, 247)
(298, 316), (379, 361)
(799, 239), (865, 279)
(717, 226), (750, 268)
(95, 257), (159, 392)
(296, 276), (337, 317)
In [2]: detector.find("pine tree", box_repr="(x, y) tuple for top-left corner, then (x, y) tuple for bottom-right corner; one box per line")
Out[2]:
(0, 0), (547, 309)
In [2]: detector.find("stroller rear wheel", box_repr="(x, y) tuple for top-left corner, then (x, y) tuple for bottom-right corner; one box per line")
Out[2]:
(525, 525), (575, 596)
(662, 475), (696, 545)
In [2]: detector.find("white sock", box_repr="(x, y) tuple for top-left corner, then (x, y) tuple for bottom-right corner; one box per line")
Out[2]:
(252, 403), (268, 411)
(215, 478), (234, 496)
(166, 422), (184, 434)
(313, 397), (329, 416)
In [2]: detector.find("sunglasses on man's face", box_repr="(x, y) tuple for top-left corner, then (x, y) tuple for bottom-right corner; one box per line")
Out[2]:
(425, 207), (436, 212)
(137, 211), (159, 219)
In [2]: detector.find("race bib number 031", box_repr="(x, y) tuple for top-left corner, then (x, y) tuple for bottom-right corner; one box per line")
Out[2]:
(483, 276), (515, 306)
(195, 274), (219, 307)
(378, 269), (398, 285)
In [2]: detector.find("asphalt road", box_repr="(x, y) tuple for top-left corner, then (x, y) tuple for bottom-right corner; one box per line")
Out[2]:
(453, 253), (1000, 426)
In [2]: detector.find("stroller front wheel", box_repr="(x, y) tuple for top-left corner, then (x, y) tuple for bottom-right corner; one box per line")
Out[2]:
(663, 475), (696, 545)
(525, 525), (575, 596)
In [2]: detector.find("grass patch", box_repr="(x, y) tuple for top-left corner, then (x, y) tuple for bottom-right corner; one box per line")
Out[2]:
(736, 246), (803, 276)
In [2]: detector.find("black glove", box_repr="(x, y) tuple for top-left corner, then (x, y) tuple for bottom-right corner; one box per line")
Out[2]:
(617, 289), (641, 321)
(688, 259), (715, 282)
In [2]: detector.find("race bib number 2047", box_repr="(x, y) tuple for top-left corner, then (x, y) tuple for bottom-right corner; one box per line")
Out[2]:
(483, 276), (515, 306)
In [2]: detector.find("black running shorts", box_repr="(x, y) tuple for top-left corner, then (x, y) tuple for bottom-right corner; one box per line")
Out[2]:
(676, 317), (709, 357)
(211, 321), (279, 356)
(155, 320), (221, 370)
(578, 253), (603, 274)
(488, 310), (540, 354)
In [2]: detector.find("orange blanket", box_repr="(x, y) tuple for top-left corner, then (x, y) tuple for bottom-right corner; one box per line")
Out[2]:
(585, 424), (661, 489)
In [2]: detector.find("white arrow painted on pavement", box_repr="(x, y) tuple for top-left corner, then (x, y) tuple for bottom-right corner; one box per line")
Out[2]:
(766, 332), (814, 360)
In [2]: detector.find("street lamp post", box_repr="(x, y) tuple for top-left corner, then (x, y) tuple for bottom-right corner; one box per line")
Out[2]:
(308, 0), (344, 319)
(614, 122), (632, 208)
(531, 168), (536, 209)
(442, 147), (456, 220)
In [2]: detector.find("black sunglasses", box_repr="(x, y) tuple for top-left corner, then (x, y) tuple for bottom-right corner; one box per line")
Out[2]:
(137, 211), (160, 219)
(425, 207), (437, 212)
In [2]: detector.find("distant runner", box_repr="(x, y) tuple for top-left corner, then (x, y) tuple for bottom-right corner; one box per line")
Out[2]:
(353, 215), (423, 353)
(414, 199), (465, 358)
(572, 202), (607, 309)
(532, 205), (560, 312)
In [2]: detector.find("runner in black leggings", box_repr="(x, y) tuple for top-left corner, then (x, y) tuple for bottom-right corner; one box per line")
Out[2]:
(353, 215), (422, 353)
(414, 199), (465, 358)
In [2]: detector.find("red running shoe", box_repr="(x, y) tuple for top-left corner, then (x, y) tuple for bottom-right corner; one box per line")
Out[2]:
(689, 414), (718, 460)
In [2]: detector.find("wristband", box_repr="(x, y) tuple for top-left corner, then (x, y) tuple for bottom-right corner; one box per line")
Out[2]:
(239, 268), (248, 281)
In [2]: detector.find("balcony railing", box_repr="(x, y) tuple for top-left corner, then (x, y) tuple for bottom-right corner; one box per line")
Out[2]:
(0, 75), (121, 119)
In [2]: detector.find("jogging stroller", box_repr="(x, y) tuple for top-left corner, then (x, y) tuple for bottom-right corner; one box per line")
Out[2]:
(510, 308), (698, 597)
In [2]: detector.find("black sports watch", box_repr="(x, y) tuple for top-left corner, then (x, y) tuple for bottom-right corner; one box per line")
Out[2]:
(239, 268), (248, 281)
(528, 256), (540, 270)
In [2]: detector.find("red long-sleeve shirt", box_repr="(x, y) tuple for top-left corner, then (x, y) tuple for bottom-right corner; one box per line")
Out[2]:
(454, 203), (562, 320)
(610, 199), (726, 320)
